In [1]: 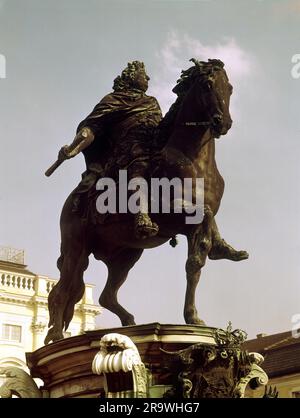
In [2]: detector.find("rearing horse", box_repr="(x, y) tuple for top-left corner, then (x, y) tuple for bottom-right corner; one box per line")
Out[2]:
(45, 59), (248, 344)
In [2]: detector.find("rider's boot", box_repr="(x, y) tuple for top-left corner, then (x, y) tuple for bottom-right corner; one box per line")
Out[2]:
(134, 212), (159, 239)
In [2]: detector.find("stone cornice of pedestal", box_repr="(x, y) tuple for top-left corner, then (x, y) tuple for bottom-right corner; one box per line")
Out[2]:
(26, 323), (224, 391)
(87, 323), (220, 345)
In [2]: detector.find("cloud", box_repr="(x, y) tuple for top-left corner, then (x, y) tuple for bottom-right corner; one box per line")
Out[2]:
(149, 31), (256, 114)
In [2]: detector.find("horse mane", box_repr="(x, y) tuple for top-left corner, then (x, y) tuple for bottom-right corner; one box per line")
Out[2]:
(173, 58), (224, 96)
(156, 58), (225, 147)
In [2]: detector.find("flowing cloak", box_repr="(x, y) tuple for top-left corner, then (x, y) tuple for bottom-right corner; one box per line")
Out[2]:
(76, 89), (163, 172)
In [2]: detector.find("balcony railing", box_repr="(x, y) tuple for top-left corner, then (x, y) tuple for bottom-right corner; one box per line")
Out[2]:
(0, 273), (35, 291)
(0, 273), (57, 294)
(45, 280), (56, 293)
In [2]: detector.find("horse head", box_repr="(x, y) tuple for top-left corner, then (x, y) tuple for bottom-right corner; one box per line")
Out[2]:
(173, 58), (233, 139)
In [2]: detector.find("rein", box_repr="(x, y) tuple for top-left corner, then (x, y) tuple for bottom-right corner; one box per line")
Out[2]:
(181, 121), (214, 149)
(182, 121), (211, 126)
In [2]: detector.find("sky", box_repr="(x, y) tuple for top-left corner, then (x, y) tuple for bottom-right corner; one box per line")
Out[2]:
(0, 0), (300, 339)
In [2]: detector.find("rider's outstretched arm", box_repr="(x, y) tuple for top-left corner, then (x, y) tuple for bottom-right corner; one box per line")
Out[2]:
(60, 126), (95, 159)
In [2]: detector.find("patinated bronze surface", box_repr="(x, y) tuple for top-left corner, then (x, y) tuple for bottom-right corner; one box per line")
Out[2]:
(44, 59), (248, 344)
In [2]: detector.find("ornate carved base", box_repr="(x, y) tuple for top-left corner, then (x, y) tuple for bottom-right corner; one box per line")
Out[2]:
(19, 323), (268, 398)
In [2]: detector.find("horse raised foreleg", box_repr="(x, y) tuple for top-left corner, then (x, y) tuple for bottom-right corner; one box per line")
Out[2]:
(99, 248), (143, 326)
(44, 241), (89, 345)
(184, 206), (213, 325)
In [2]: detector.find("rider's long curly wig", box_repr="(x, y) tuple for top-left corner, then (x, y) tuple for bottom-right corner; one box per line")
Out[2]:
(113, 61), (146, 92)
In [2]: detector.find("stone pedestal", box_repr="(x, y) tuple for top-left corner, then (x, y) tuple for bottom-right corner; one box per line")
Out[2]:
(10, 323), (267, 398)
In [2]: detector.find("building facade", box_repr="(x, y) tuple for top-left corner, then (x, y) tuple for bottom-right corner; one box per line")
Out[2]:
(244, 330), (300, 398)
(0, 246), (102, 373)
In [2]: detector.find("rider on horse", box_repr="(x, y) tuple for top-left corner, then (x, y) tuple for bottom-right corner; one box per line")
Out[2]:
(55, 60), (247, 261)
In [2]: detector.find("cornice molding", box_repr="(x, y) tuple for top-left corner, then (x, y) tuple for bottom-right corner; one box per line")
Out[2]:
(0, 294), (34, 306)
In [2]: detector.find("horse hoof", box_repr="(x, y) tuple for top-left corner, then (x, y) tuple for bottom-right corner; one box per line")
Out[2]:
(185, 314), (206, 326)
(44, 328), (64, 345)
(121, 320), (136, 326)
(189, 319), (206, 326)
(208, 239), (249, 262)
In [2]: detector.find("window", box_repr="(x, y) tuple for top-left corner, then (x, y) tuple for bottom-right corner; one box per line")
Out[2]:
(2, 324), (22, 342)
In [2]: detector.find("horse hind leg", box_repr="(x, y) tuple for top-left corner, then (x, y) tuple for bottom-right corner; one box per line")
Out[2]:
(184, 205), (213, 325)
(62, 251), (89, 331)
(45, 244), (89, 345)
(99, 248), (143, 326)
(45, 285), (64, 344)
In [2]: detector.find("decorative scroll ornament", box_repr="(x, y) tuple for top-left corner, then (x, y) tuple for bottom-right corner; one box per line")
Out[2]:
(92, 333), (143, 374)
(0, 367), (42, 398)
(233, 352), (269, 398)
(92, 333), (147, 397)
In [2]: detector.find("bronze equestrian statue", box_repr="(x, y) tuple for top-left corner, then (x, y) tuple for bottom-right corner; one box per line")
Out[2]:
(44, 59), (248, 345)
